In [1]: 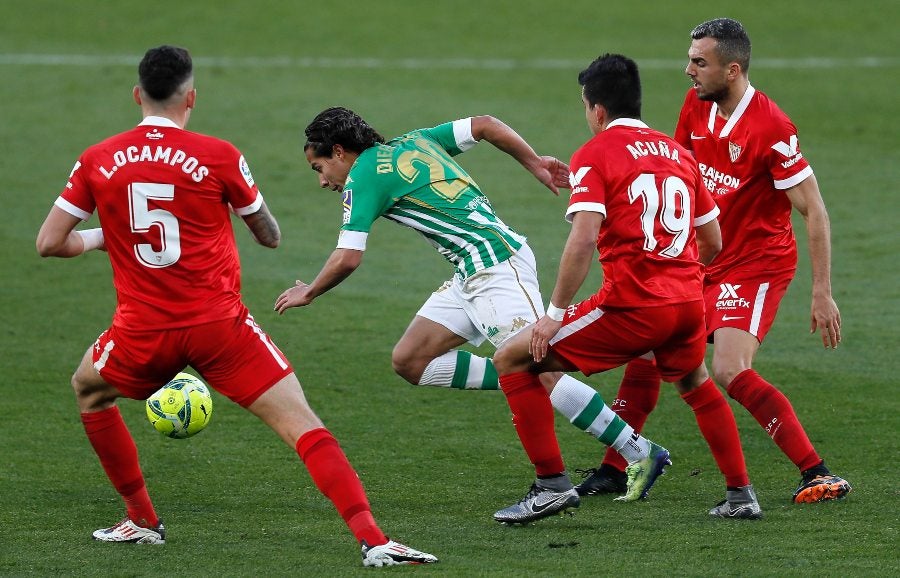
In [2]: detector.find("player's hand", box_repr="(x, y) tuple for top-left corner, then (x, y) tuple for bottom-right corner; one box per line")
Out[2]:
(274, 280), (314, 314)
(810, 294), (841, 348)
(533, 156), (570, 196)
(530, 315), (562, 362)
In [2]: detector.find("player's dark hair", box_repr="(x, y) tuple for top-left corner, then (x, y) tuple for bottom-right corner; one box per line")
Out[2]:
(578, 53), (642, 120)
(304, 107), (386, 157)
(691, 18), (752, 72)
(138, 45), (193, 102)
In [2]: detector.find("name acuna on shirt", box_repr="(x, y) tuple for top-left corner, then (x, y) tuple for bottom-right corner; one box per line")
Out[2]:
(626, 140), (681, 163)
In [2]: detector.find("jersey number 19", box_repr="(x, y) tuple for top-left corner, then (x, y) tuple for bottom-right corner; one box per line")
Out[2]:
(628, 173), (691, 258)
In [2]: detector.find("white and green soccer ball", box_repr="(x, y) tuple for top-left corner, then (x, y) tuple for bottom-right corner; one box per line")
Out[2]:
(146, 372), (213, 439)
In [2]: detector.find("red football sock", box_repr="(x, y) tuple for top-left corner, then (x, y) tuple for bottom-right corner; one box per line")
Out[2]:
(500, 372), (564, 476)
(681, 379), (749, 488)
(81, 406), (159, 528)
(601, 358), (662, 472)
(726, 369), (821, 472)
(296, 427), (387, 546)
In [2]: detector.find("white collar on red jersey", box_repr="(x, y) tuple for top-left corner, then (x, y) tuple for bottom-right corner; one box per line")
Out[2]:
(139, 115), (181, 128)
(708, 84), (756, 138)
(607, 118), (649, 130)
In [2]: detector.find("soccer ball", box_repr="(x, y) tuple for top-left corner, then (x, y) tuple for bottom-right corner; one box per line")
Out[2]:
(146, 372), (213, 439)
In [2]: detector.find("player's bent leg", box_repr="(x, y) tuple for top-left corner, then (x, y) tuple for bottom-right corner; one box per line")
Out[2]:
(580, 357), (661, 496)
(712, 329), (851, 502)
(72, 346), (120, 413)
(72, 346), (163, 535)
(709, 327), (757, 388)
(416, 350), (500, 390)
(248, 374), (436, 559)
(676, 364), (760, 518)
(391, 316), (471, 386)
(245, 373), (324, 446)
(491, 326), (543, 375)
(546, 372), (669, 502)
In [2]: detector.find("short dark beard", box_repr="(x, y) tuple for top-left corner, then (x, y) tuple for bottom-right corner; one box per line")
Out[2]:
(697, 85), (730, 103)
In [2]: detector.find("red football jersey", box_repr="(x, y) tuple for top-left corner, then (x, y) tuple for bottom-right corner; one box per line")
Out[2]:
(56, 117), (262, 329)
(674, 86), (812, 281)
(567, 118), (719, 308)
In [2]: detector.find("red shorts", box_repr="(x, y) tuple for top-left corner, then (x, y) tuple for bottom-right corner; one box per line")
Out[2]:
(704, 269), (794, 343)
(548, 297), (707, 382)
(92, 307), (293, 407)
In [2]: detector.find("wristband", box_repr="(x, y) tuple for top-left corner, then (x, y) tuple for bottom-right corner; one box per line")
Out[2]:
(76, 228), (104, 253)
(546, 303), (567, 322)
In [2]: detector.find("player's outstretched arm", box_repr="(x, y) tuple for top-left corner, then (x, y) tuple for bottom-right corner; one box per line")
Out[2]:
(785, 174), (841, 348)
(242, 201), (281, 248)
(469, 115), (569, 195)
(36, 206), (105, 258)
(274, 248), (363, 313)
(531, 211), (602, 362)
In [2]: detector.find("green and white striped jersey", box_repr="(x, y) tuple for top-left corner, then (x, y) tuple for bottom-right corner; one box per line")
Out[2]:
(336, 118), (526, 278)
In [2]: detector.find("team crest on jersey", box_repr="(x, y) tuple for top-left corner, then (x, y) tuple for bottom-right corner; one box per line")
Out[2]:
(238, 155), (255, 188)
(342, 189), (352, 224)
(728, 142), (743, 163)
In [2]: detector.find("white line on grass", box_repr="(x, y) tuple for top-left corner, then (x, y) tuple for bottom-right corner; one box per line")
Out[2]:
(0, 54), (897, 70)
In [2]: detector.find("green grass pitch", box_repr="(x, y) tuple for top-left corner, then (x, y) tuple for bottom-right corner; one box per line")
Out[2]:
(1, 1), (897, 575)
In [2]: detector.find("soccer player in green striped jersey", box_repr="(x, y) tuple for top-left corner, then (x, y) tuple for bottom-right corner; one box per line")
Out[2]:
(274, 108), (670, 513)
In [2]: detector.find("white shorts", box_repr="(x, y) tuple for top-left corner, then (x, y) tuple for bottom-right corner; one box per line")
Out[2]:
(416, 244), (544, 347)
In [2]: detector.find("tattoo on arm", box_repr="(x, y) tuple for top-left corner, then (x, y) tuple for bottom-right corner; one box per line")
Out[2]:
(242, 203), (281, 248)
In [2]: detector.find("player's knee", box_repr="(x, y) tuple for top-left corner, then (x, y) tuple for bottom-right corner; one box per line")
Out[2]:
(491, 346), (517, 375)
(71, 374), (117, 413)
(390, 349), (422, 385)
(70, 371), (92, 402)
(711, 363), (741, 392)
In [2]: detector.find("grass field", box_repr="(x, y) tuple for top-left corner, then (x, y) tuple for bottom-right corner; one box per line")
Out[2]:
(2, 1), (898, 575)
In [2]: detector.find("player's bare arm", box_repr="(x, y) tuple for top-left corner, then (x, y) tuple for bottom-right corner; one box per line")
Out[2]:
(695, 219), (722, 265)
(36, 206), (105, 258)
(274, 248), (363, 314)
(470, 115), (569, 195)
(531, 210), (603, 362)
(785, 174), (841, 348)
(242, 201), (281, 248)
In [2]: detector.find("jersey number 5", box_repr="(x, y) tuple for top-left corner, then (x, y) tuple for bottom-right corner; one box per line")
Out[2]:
(628, 173), (691, 258)
(129, 182), (181, 268)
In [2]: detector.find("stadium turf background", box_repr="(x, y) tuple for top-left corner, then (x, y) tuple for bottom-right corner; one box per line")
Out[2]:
(1, 0), (897, 575)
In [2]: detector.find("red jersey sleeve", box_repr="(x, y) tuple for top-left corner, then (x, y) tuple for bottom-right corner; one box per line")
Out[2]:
(56, 156), (97, 220)
(218, 146), (263, 215)
(759, 110), (813, 190)
(565, 147), (606, 222)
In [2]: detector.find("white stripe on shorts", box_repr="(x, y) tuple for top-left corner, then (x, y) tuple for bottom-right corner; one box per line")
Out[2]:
(549, 306), (605, 346)
(93, 339), (115, 372)
(244, 315), (289, 370)
(749, 282), (770, 337)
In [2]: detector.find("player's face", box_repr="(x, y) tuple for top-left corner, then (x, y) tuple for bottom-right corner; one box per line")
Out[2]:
(305, 147), (353, 192)
(685, 37), (730, 102)
(582, 90), (602, 135)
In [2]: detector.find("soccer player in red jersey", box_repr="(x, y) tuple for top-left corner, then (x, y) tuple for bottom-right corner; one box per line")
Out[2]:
(581, 18), (851, 504)
(491, 53), (761, 523)
(36, 45), (436, 567)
